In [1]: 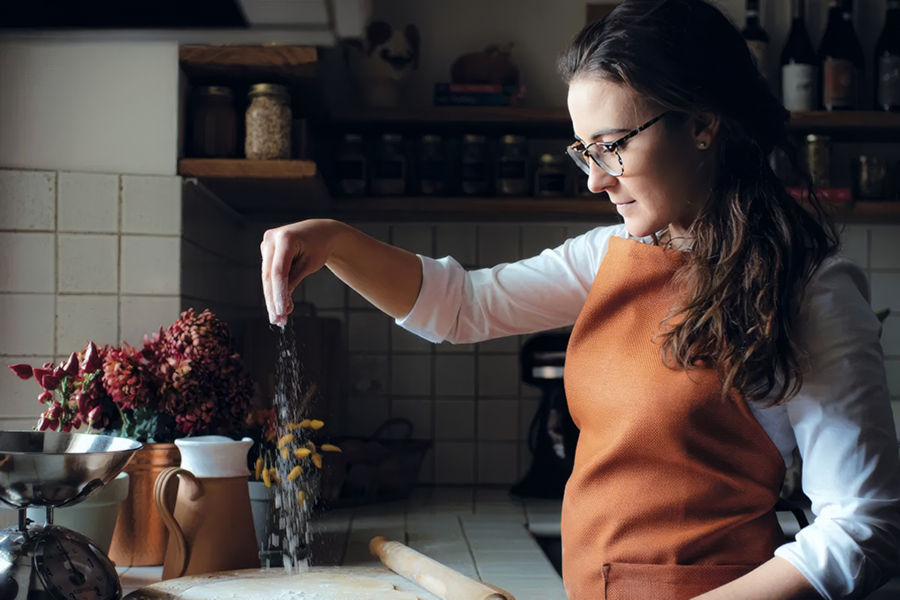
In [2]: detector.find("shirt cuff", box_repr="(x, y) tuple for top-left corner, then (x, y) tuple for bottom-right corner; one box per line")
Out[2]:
(394, 254), (463, 344)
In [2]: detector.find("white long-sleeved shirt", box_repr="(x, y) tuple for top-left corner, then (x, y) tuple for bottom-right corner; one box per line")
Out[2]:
(396, 222), (900, 599)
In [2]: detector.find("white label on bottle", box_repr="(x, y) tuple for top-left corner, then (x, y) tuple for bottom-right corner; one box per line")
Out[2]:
(823, 58), (856, 109)
(878, 55), (900, 108)
(747, 41), (769, 79)
(782, 63), (816, 111)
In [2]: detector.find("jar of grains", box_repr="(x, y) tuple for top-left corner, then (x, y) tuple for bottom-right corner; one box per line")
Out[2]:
(534, 154), (568, 196)
(417, 134), (447, 196)
(245, 83), (292, 159)
(336, 133), (367, 196)
(371, 133), (407, 196)
(461, 134), (491, 196)
(190, 86), (238, 158)
(496, 134), (529, 196)
(805, 134), (831, 189)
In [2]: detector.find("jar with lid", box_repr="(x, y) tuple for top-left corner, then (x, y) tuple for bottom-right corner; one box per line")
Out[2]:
(416, 135), (447, 196)
(245, 83), (292, 160)
(336, 133), (367, 196)
(371, 133), (407, 196)
(190, 86), (238, 158)
(805, 134), (831, 188)
(461, 134), (491, 196)
(496, 135), (529, 196)
(535, 154), (567, 196)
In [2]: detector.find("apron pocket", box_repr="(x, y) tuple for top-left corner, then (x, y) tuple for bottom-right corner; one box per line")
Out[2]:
(602, 561), (757, 600)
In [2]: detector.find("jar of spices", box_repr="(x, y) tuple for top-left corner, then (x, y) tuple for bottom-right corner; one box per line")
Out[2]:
(535, 154), (567, 196)
(190, 86), (238, 158)
(245, 83), (292, 160)
(496, 135), (529, 196)
(336, 133), (367, 196)
(371, 133), (407, 196)
(461, 134), (491, 196)
(417, 134), (447, 196)
(805, 134), (831, 188)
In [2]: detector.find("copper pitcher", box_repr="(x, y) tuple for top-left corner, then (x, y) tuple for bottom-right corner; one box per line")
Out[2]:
(154, 436), (260, 579)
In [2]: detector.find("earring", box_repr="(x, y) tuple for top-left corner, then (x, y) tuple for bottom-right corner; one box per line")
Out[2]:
(698, 141), (707, 149)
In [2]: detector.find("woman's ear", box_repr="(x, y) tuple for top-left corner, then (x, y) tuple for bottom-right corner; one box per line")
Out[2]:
(692, 111), (720, 149)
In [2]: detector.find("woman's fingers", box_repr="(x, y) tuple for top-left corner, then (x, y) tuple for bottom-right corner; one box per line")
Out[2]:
(260, 235), (278, 324)
(269, 231), (304, 325)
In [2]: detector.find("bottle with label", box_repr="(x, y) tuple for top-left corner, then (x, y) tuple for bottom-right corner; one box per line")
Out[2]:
(742, 0), (770, 80)
(780, 0), (817, 111)
(818, 0), (864, 110)
(875, 0), (900, 111)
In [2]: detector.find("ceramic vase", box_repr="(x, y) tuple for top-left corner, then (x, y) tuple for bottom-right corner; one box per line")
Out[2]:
(108, 442), (180, 566)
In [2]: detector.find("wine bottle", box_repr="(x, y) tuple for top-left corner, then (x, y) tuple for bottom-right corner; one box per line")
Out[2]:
(742, 0), (770, 80)
(818, 0), (864, 111)
(781, 0), (817, 111)
(875, 0), (900, 111)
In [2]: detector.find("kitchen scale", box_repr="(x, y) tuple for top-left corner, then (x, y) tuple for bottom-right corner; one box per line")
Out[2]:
(0, 430), (141, 600)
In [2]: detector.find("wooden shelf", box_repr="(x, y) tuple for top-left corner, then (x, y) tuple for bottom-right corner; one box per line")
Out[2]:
(327, 196), (619, 221)
(179, 45), (317, 82)
(179, 158), (316, 179)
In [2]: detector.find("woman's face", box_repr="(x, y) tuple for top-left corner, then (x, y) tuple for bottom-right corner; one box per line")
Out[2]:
(567, 77), (714, 240)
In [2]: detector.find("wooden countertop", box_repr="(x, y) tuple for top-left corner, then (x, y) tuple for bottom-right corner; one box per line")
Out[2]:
(118, 486), (566, 600)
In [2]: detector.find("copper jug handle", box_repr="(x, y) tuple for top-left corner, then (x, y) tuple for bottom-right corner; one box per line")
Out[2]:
(154, 466), (204, 579)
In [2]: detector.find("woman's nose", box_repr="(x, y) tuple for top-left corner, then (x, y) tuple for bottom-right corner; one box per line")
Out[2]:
(587, 162), (617, 194)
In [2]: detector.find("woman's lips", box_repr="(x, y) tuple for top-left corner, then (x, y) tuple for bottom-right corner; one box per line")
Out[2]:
(613, 199), (636, 213)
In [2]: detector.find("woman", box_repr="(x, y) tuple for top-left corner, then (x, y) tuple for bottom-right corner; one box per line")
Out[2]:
(260, 1), (900, 598)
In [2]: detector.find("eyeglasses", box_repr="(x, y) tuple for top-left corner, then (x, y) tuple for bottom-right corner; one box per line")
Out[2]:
(566, 112), (670, 177)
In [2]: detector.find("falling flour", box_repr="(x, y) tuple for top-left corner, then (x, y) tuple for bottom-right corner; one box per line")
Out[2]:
(264, 319), (319, 572)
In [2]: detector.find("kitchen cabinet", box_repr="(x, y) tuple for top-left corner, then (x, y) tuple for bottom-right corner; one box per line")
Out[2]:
(177, 45), (900, 223)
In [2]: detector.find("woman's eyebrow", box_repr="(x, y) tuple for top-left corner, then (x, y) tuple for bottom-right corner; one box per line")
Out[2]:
(573, 126), (629, 142)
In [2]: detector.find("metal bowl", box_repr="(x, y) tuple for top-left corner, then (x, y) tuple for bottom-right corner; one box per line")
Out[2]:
(0, 430), (142, 509)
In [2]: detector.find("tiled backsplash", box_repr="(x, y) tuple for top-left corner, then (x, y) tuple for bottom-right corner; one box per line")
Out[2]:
(2, 166), (899, 486)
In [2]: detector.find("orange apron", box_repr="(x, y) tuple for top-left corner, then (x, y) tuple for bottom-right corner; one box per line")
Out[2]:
(561, 236), (786, 600)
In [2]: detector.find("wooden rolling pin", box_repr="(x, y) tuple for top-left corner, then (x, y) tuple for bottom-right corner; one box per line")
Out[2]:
(369, 536), (515, 600)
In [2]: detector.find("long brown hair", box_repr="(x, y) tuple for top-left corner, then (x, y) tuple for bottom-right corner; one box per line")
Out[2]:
(558, 0), (840, 405)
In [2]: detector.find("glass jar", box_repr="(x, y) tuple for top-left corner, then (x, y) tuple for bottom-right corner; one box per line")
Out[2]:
(190, 86), (238, 158)
(534, 154), (567, 196)
(805, 134), (831, 188)
(417, 134), (447, 196)
(336, 133), (367, 196)
(461, 134), (490, 196)
(496, 134), (529, 196)
(371, 133), (406, 196)
(245, 83), (292, 160)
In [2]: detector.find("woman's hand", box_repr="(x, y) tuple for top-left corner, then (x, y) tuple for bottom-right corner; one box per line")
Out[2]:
(260, 218), (424, 326)
(260, 219), (339, 325)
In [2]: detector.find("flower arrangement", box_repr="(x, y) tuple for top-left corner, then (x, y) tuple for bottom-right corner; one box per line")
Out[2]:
(9, 308), (254, 443)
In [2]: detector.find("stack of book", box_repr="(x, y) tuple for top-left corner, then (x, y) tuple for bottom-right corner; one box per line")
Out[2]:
(433, 83), (526, 106)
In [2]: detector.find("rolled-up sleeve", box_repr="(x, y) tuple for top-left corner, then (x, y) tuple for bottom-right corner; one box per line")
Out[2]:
(773, 257), (900, 599)
(395, 224), (624, 344)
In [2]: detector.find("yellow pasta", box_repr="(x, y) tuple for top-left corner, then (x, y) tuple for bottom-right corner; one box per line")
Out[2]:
(320, 443), (342, 453)
(255, 456), (264, 479)
(287, 465), (303, 481)
(277, 433), (294, 448)
(280, 446), (290, 460)
(262, 467), (272, 488)
(312, 453), (323, 469)
(297, 490), (306, 505)
(293, 447), (312, 459)
(309, 419), (325, 430)
(298, 419), (312, 428)
(269, 467), (280, 484)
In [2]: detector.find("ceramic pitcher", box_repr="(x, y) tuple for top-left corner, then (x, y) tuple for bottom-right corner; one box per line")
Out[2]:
(154, 436), (260, 579)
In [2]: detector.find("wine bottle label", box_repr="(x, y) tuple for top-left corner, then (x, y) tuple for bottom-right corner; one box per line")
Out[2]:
(823, 58), (856, 109)
(878, 55), (900, 108)
(782, 64), (816, 111)
(747, 40), (769, 78)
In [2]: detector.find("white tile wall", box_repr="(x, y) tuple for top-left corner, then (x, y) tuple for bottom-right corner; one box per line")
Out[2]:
(434, 441), (475, 484)
(435, 400), (475, 440)
(0, 294), (55, 356)
(0, 169), (55, 231)
(56, 295), (119, 351)
(120, 235), (180, 295)
(58, 234), (119, 294)
(58, 172), (119, 233)
(121, 175), (182, 235)
(435, 354), (476, 396)
(119, 295), (182, 347)
(391, 354), (432, 396)
(1, 354), (52, 420)
(0, 232), (55, 293)
(477, 441), (518, 484)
